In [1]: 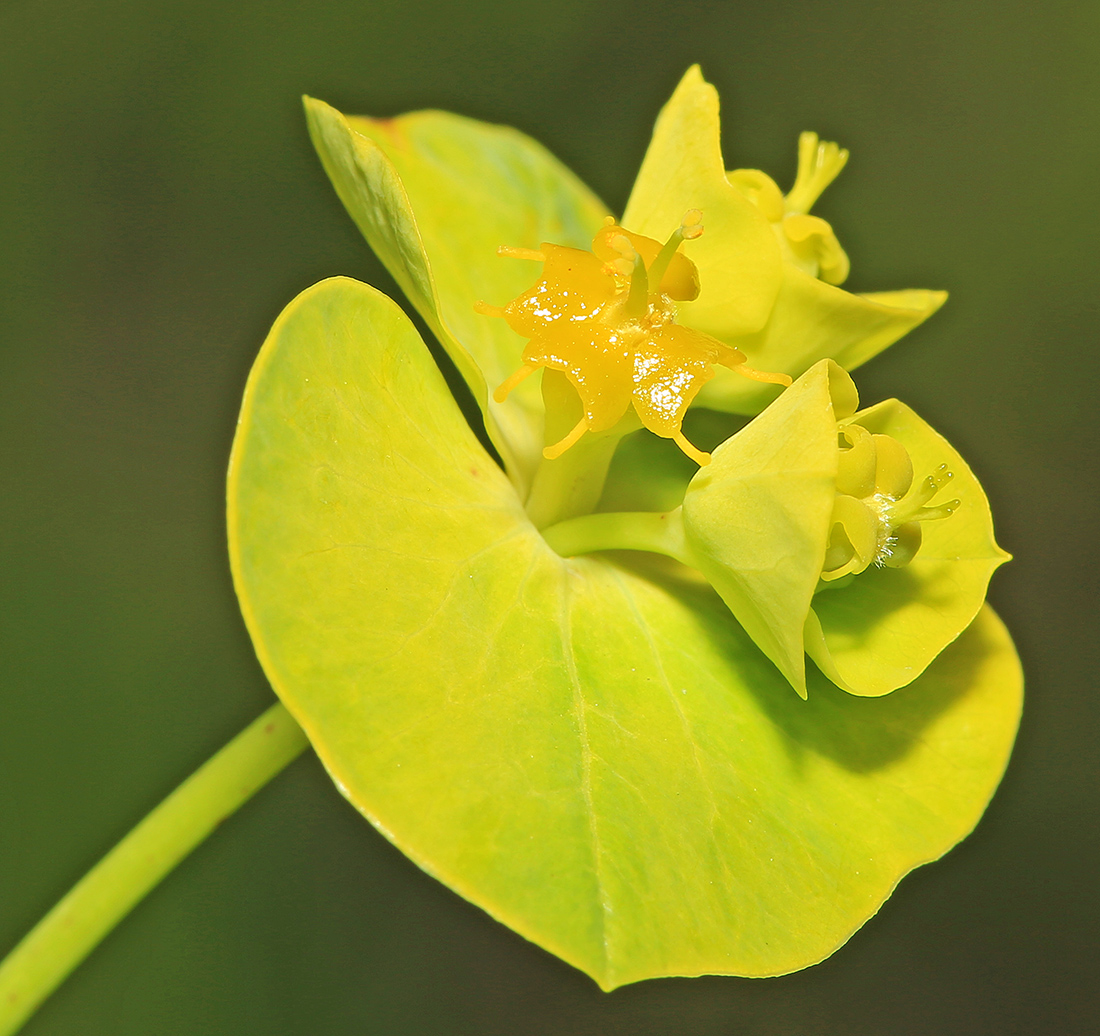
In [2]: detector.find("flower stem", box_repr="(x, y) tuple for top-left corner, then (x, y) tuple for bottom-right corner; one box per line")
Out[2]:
(522, 370), (640, 529)
(0, 702), (308, 1036)
(525, 431), (630, 529)
(541, 508), (691, 564)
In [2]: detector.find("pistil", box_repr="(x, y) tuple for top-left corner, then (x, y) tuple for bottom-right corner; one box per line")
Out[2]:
(785, 132), (849, 215)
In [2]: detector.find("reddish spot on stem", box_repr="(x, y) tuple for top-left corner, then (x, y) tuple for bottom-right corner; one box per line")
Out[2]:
(263, 722), (275, 735)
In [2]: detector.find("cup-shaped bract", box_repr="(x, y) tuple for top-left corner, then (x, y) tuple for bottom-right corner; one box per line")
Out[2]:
(302, 94), (609, 495)
(682, 361), (1009, 697)
(807, 399), (1011, 696)
(681, 361), (849, 697)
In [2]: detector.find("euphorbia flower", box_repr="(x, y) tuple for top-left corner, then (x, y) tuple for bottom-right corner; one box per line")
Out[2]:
(224, 71), (1022, 990)
(481, 212), (790, 466)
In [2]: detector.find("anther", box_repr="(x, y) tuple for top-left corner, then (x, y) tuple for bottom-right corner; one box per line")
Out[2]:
(609, 234), (636, 262)
(680, 208), (704, 239)
(607, 234), (638, 276)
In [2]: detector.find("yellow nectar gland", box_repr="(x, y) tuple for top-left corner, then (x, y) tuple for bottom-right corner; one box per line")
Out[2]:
(477, 212), (791, 465)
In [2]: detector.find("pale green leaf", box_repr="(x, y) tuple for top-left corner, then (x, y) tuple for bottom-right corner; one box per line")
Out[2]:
(229, 277), (1021, 988)
(304, 97), (609, 494)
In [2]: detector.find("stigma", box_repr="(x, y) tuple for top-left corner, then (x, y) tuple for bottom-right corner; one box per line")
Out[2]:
(478, 212), (791, 465)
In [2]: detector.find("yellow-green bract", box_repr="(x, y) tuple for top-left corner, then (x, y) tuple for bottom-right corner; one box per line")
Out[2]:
(682, 361), (1010, 698)
(227, 68), (1021, 987)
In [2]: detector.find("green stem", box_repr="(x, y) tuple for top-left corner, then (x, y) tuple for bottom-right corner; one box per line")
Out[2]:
(525, 429), (631, 529)
(522, 369), (640, 529)
(542, 508), (692, 564)
(0, 702), (308, 1036)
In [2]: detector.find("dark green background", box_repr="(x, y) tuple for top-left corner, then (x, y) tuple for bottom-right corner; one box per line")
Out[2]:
(2, 1), (1096, 1033)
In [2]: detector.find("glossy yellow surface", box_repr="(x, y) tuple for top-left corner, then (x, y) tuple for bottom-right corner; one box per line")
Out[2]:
(491, 217), (787, 465)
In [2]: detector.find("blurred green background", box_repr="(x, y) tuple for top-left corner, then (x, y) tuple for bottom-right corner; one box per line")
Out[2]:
(1, 1), (1097, 1033)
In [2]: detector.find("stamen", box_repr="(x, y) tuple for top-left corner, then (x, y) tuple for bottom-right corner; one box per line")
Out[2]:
(474, 300), (506, 318)
(646, 210), (704, 290)
(785, 131), (849, 215)
(681, 208), (704, 237)
(672, 431), (711, 466)
(493, 363), (537, 403)
(543, 416), (589, 460)
(497, 245), (547, 262)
